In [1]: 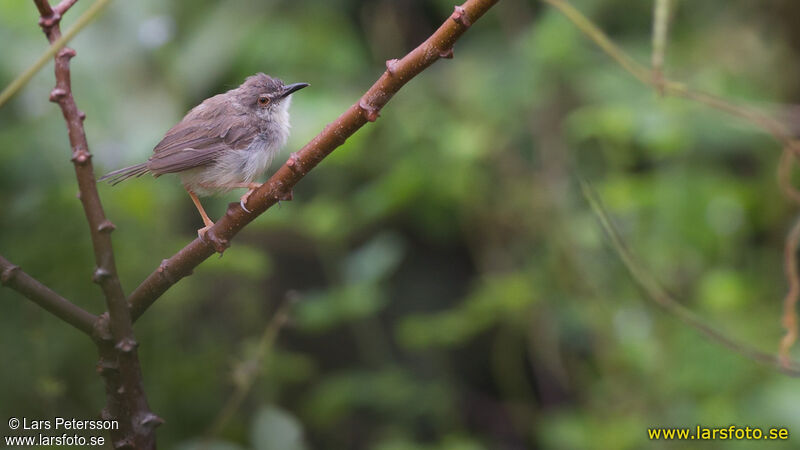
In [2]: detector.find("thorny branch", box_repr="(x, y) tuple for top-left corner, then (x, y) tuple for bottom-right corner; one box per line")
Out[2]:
(126, 0), (500, 320)
(32, 0), (160, 448)
(0, 255), (97, 335)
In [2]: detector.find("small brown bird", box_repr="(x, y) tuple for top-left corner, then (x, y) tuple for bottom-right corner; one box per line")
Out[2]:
(100, 73), (308, 236)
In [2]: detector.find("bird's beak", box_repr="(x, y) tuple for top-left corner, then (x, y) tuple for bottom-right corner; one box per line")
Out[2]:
(280, 82), (310, 99)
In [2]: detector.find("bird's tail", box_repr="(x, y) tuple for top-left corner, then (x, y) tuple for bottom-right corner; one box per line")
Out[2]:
(98, 163), (150, 185)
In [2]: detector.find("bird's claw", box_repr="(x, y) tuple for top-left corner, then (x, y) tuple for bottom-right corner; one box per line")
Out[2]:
(239, 187), (257, 214)
(240, 198), (252, 214)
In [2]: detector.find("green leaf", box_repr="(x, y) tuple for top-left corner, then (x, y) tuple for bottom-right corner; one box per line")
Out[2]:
(344, 232), (405, 284)
(251, 405), (307, 450)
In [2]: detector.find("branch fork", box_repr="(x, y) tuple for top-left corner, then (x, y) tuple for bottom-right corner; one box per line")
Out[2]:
(27, 0), (160, 447)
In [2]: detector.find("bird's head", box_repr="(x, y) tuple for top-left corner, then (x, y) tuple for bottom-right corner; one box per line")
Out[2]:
(236, 73), (309, 121)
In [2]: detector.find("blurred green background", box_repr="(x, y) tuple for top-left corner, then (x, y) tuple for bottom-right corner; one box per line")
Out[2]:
(2, 0), (800, 448)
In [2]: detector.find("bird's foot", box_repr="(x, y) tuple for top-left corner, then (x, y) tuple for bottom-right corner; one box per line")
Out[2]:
(197, 224), (214, 239)
(198, 223), (230, 254)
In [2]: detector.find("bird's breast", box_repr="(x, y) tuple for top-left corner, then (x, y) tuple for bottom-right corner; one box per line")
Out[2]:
(224, 132), (280, 182)
(181, 131), (281, 195)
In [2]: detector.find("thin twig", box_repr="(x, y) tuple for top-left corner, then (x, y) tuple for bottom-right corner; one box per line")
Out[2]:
(543, 0), (800, 153)
(778, 148), (800, 204)
(546, 0), (800, 365)
(206, 296), (295, 440)
(544, 0), (650, 84)
(0, 255), (97, 335)
(580, 178), (800, 377)
(126, 0), (500, 321)
(651, 0), (670, 94)
(34, 0), (79, 16)
(54, 0), (80, 14)
(0, 0), (111, 108)
(32, 0), (160, 447)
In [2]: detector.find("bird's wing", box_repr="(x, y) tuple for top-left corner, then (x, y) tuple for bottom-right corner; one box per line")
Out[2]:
(147, 98), (257, 175)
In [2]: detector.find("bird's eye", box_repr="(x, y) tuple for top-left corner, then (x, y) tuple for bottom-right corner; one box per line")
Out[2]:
(258, 95), (270, 106)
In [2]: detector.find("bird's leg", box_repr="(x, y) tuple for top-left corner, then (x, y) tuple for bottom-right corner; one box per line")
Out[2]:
(195, 182), (261, 213)
(186, 188), (214, 238)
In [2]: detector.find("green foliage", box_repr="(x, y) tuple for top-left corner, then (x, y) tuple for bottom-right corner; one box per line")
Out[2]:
(398, 273), (537, 349)
(251, 406), (308, 450)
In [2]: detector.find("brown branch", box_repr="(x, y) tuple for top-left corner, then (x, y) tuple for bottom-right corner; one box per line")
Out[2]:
(54, 0), (80, 14)
(0, 255), (97, 335)
(33, 0), (160, 447)
(33, 0), (54, 16)
(127, 0), (500, 321)
(34, 0), (79, 26)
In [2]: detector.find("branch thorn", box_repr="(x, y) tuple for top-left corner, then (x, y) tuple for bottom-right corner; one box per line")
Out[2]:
(38, 12), (61, 29)
(287, 152), (303, 174)
(359, 99), (380, 122)
(92, 313), (113, 341)
(71, 150), (91, 165)
(278, 190), (293, 202)
(49, 88), (67, 103)
(157, 259), (178, 284)
(115, 337), (138, 353)
(58, 47), (77, 59)
(0, 264), (19, 286)
(451, 5), (471, 27)
(138, 412), (165, 429)
(92, 267), (111, 284)
(385, 59), (400, 76)
(98, 220), (116, 233)
(202, 229), (230, 254)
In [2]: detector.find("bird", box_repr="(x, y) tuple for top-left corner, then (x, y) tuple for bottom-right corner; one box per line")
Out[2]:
(99, 73), (308, 237)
